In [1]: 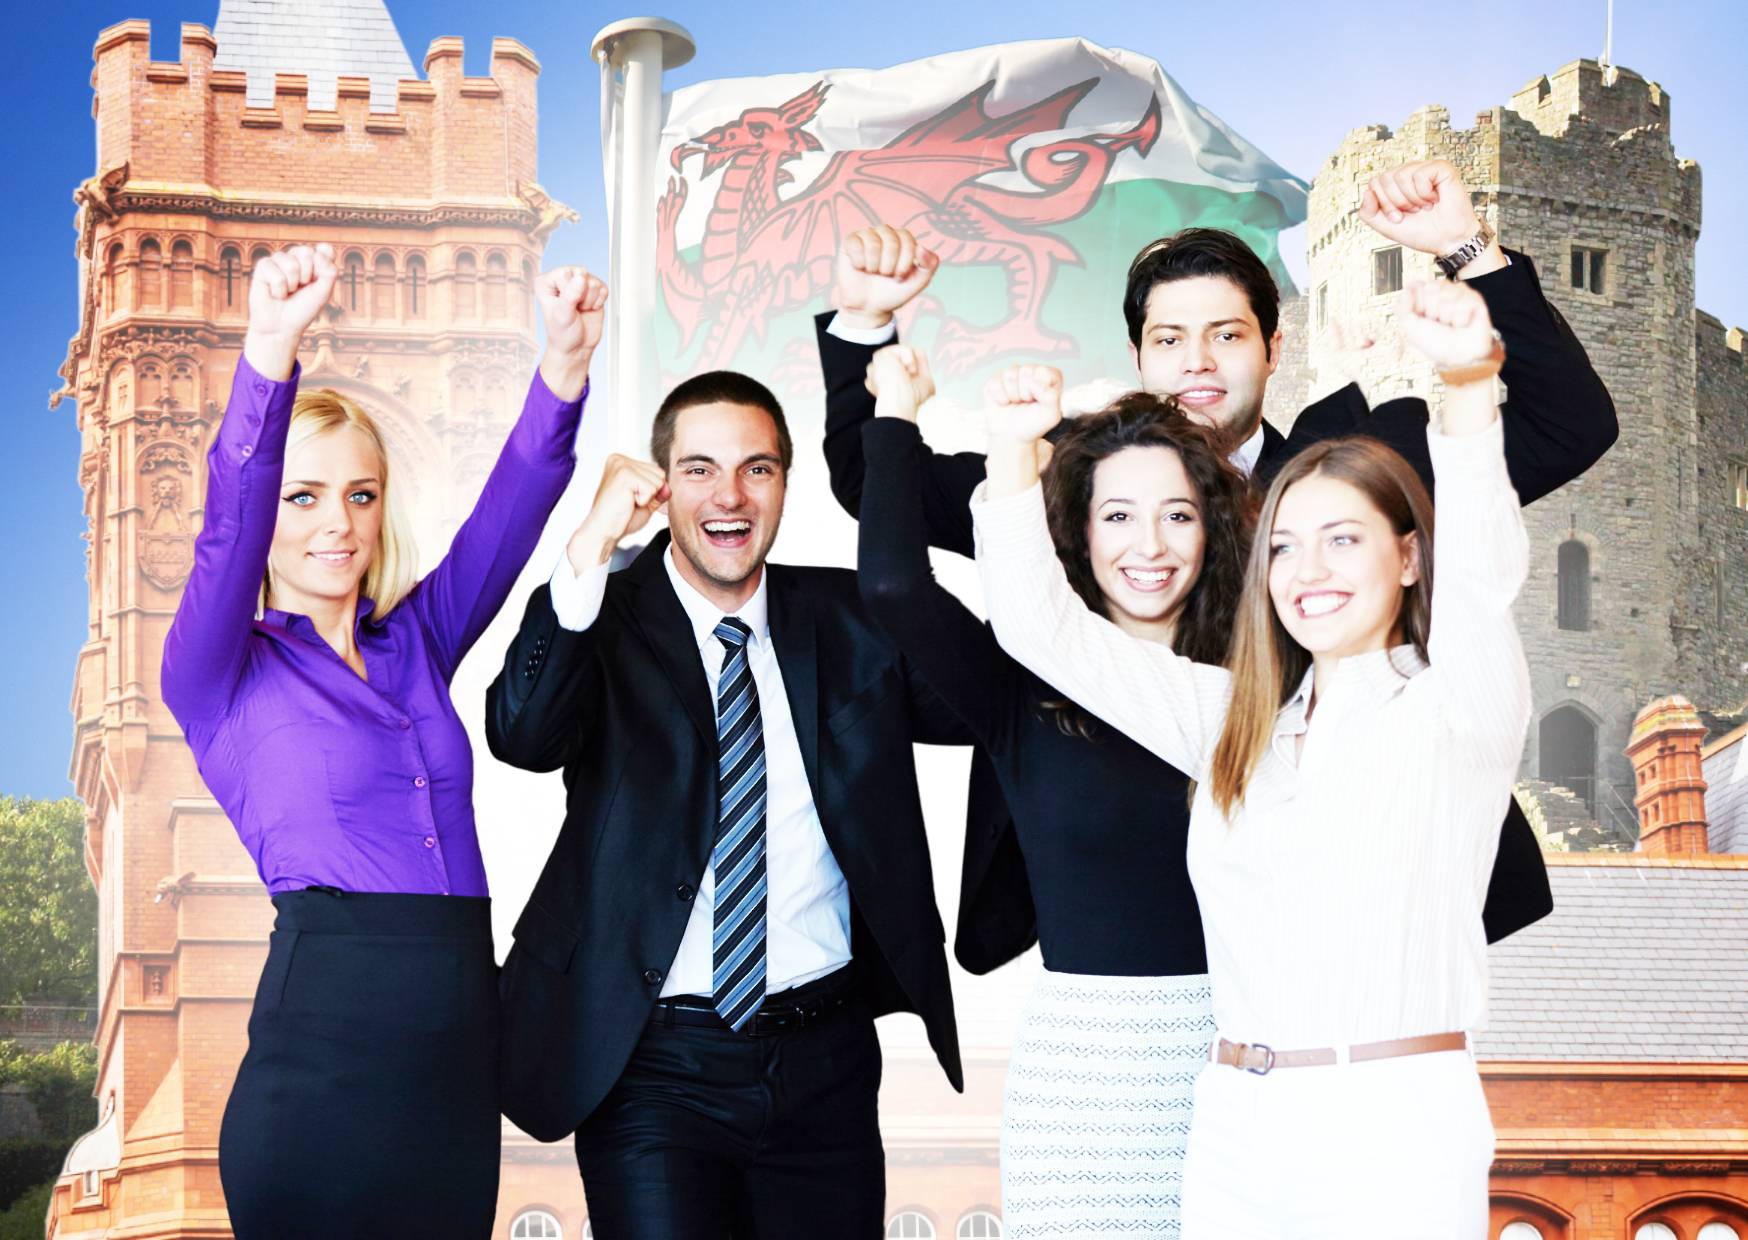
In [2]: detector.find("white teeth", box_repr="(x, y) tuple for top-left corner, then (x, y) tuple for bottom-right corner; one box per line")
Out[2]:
(312, 551), (352, 560)
(1298, 593), (1348, 617)
(1123, 568), (1173, 584)
(704, 521), (751, 534)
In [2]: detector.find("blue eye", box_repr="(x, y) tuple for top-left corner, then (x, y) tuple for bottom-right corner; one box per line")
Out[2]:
(284, 492), (315, 507)
(348, 490), (377, 505)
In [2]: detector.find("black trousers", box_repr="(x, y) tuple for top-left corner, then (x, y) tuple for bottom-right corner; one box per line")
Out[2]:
(220, 890), (500, 1239)
(575, 969), (885, 1240)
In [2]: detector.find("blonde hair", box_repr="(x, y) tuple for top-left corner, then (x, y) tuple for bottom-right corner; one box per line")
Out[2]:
(260, 389), (418, 622)
(1207, 438), (1434, 817)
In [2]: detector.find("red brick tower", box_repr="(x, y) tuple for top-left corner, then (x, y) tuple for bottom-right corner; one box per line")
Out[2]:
(1628, 695), (1713, 857)
(50, 11), (568, 1234)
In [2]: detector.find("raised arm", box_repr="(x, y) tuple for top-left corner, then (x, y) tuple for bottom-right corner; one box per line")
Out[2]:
(412, 268), (605, 679)
(858, 346), (1019, 747)
(973, 365), (1230, 777)
(819, 227), (986, 556)
(161, 244), (336, 723)
(1396, 279), (1532, 767)
(484, 453), (669, 772)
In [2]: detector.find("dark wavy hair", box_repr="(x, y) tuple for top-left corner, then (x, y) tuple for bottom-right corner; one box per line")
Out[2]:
(1037, 392), (1257, 736)
(1123, 228), (1280, 359)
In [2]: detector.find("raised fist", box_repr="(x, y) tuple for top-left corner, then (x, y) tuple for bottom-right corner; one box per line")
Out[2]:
(1358, 160), (1484, 259)
(835, 225), (940, 330)
(1395, 279), (1497, 376)
(865, 345), (935, 424)
(536, 266), (608, 401)
(983, 364), (1064, 445)
(568, 454), (670, 571)
(243, 244), (337, 379)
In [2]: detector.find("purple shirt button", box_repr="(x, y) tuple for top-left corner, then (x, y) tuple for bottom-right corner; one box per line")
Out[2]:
(414, 775), (427, 788)
(240, 445), (253, 458)
(398, 717), (412, 730)
(423, 836), (435, 848)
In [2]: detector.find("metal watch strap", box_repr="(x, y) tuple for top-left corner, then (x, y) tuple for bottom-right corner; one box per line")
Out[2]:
(1435, 223), (1495, 279)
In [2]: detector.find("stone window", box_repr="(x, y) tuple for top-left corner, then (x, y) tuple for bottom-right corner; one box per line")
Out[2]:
(485, 252), (509, 318)
(524, 258), (537, 327)
(1372, 246), (1402, 296)
(138, 239), (163, 307)
(1315, 282), (1328, 332)
(510, 1209), (562, 1239)
(1730, 460), (1748, 511)
(80, 1170), (99, 1199)
(1501, 1225), (1544, 1240)
(220, 247), (242, 310)
(957, 1211), (1002, 1238)
(1557, 539), (1590, 631)
(342, 252), (366, 312)
(1570, 245), (1607, 295)
(1635, 1225), (1678, 1240)
(406, 255), (426, 318)
(372, 253), (396, 318)
(888, 1211), (936, 1239)
(455, 251), (478, 318)
(103, 243), (123, 316)
(1700, 1225), (1742, 1240)
(170, 240), (194, 309)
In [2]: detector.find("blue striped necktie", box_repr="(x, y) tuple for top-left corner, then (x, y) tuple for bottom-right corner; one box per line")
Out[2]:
(710, 617), (767, 1031)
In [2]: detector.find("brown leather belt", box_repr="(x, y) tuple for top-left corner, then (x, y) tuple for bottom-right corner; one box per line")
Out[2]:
(1212, 1031), (1467, 1075)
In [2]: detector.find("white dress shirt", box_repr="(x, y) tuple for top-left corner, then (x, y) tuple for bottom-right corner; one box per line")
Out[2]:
(548, 547), (853, 998)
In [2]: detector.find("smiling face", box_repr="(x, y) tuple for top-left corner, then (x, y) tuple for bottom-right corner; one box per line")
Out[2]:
(1266, 472), (1419, 662)
(1129, 274), (1281, 441)
(1084, 445), (1205, 640)
(664, 401), (788, 610)
(268, 424), (383, 616)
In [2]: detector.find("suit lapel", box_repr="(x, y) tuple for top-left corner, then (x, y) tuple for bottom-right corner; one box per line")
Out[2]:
(766, 567), (821, 793)
(621, 534), (717, 745)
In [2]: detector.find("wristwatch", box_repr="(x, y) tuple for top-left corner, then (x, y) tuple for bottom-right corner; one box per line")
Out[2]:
(1437, 330), (1506, 386)
(1435, 222), (1495, 279)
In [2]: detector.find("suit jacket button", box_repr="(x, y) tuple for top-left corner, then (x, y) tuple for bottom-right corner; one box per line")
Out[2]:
(642, 968), (663, 985)
(676, 884), (695, 902)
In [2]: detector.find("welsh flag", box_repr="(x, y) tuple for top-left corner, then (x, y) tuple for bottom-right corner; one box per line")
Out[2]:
(653, 37), (1307, 404)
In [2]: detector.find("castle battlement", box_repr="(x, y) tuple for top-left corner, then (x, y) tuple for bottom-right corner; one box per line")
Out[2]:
(1697, 311), (1748, 362)
(90, 21), (541, 203)
(1510, 59), (1671, 141)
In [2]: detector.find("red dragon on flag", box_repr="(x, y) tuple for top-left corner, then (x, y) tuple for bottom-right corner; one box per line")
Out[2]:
(656, 78), (1161, 376)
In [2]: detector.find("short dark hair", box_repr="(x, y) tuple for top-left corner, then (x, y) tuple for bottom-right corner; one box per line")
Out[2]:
(1123, 228), (1281, 358)
(651, 370), (794, 472)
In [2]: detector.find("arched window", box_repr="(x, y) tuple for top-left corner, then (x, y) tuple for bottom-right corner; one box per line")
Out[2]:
(372, 253), (396, 318)
(343, 252), (365, 312)
(103, 243), (123, 316)
(510, 1209), (562, 1239)
(888, 1212), (936, 1240)
(170, 240), (194, 309)
(1540, 704), (1599, 815)
(523, 258), (536, 326)
(1636, 1225), (1678, 1240)
(138, 239), (163, 307)
(406, 255), (426, 318)
(454, 251), (478, 317)
(957, 1210), (1002, 1238)
(1557, 539), (1591, 631)
(485, 252), (508, 318)
(1501, 1224), (1544, 1240)
(1700, 1225), (1742, 1240)
(220, 247), (242, 311)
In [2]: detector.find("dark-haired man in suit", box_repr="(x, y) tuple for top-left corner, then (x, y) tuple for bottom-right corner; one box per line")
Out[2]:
(486, 369), (967, 1240)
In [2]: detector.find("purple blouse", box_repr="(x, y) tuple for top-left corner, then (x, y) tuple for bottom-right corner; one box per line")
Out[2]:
(161, 356), (585, 896)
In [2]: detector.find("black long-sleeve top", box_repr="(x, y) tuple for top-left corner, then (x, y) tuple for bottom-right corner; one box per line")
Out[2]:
(859, 416), (1207, 976)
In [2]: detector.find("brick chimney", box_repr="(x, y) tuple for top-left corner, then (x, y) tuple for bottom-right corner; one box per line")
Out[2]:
(1626, 695), (1711, 856)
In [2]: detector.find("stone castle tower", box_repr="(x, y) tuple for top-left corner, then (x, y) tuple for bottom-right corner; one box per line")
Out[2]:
(49, 8), (568, 1232)
(1291, 59), (1748, 838)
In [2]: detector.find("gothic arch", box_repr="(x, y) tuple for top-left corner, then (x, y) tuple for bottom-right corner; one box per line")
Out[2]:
(1538, 700), (1602, 813)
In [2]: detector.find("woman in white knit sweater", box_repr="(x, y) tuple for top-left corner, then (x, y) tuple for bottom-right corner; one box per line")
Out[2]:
(970, 276), (1529, 1239)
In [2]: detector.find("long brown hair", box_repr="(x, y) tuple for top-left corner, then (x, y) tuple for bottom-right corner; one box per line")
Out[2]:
(1038, 392), (1255, 736)
(1207, 437), (1434, 815)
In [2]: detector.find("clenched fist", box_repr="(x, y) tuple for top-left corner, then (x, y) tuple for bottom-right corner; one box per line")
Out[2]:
(244, 243), (338, 380)
(536, 266), (609, 402)
(983, 364), (1064, 446)
(866, 345), (935, 424)
(1395, 279), (1498, 376)
(567, 454), (670, 573)
(1358, 160), (1503, 277)
(835, 225), (940, 331)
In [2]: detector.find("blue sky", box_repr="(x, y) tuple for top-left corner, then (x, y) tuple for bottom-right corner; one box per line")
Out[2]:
(5, 0), (1745, 797)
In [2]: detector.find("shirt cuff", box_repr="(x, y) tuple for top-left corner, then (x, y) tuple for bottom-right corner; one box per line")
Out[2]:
(826, 314), (898, 347)
(548, 551), (611, 631)
(969, 479), (1050, 562)
(1427, 415), (1511, 491)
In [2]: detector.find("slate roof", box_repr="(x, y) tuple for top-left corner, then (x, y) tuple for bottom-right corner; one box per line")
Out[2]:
(212, 0), (415, 112)
(1478, 856), (1748, 1061)
(1706, 725), (1748, 857)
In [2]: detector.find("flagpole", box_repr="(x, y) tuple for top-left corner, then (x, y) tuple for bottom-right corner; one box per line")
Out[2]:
(591, 17), (695, 458)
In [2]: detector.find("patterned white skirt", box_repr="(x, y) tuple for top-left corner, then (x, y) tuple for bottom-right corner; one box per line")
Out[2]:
(1000, 970), (1215, 1239)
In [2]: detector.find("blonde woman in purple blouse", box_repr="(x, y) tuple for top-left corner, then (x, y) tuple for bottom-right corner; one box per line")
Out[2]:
(160, 242), (603, 1238)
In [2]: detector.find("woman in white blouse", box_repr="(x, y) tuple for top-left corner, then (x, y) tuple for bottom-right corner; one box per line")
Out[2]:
(970, 276), (1529, 1238)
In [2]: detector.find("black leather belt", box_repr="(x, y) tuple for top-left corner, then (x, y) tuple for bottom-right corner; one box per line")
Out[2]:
(649, 967), (857, 1037)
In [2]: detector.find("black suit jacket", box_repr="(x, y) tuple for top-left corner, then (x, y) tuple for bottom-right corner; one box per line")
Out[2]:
(816, 249), (1617, 974)
(485, 533), (967, 1142)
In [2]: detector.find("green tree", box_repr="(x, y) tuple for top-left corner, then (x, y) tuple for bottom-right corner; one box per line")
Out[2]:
(0, 1042), (98, 1144)
(0, 797), (97, 1007)
(0, 1179), (53, 1240)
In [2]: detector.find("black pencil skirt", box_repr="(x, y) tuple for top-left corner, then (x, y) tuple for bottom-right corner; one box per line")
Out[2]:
(219, 890), (500, 1239)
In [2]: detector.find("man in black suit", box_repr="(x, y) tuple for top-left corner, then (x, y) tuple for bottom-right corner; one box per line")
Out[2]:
(485, 371), (967, 1240)
(813, 159), (1617, 975)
